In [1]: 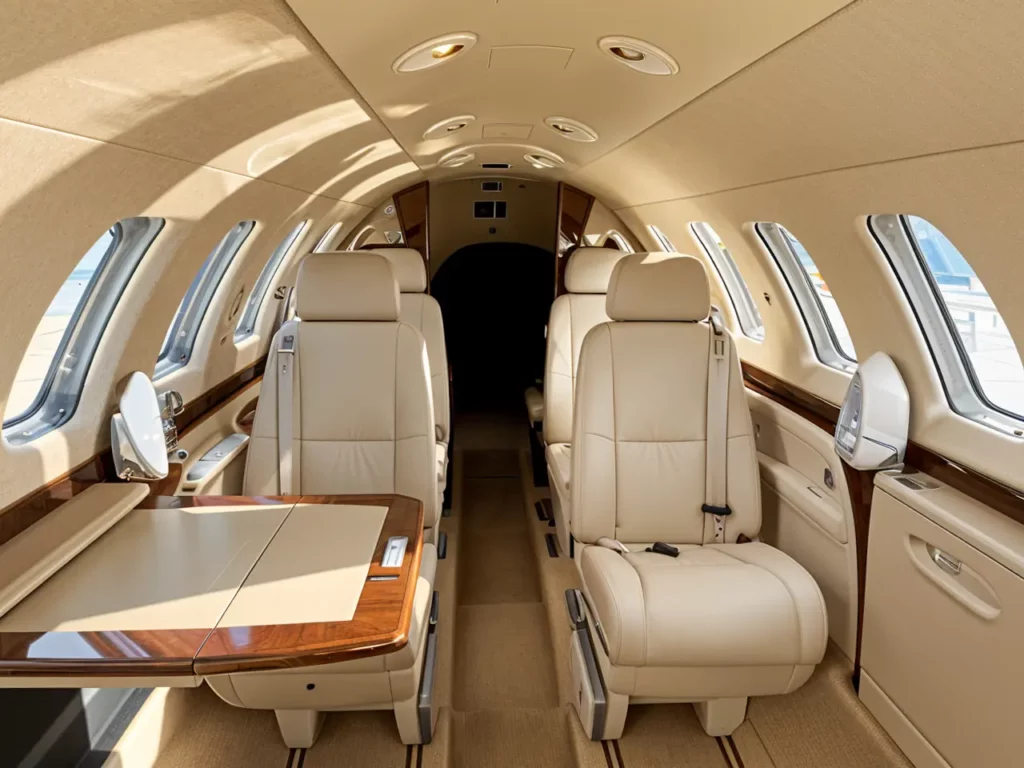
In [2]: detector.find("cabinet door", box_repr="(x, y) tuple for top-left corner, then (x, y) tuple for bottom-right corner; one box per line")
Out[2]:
(747, 389), (859, 657)
(860, 473), (1024, 768)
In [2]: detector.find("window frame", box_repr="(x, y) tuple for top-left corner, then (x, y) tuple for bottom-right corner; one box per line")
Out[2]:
(868, 214), (1023, 436)
(348, 224), (376, 250)
(755, 222), (856, 371)
(647, 224), (675, 252)
(4, 217), (165, 444)
(234, 220), (308, 342)
(690, 222), (765, 341)
(156, 220), (255, 379)
(313, 222), (343, 253)
(605, 230), (634, 253)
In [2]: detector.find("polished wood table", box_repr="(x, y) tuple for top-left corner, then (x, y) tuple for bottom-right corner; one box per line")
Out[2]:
(0, 494), (423, 681)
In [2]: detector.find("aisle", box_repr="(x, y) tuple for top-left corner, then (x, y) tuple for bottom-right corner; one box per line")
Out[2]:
(448, 413), (574, 767)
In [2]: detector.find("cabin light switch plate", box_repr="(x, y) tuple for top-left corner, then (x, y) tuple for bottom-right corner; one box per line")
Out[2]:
(382, 536), (408, 568)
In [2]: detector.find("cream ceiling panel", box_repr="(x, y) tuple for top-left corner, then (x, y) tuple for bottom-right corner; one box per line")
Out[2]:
(482, 124), (534, 140)
(574, 0), (1024, 208)
(487, 45), (574, 72)
(0, 0), (419, 202)
(286, 0), (852, 173)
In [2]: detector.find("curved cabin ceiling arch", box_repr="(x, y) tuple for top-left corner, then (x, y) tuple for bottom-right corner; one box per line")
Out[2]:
(285, 0), (853, 183)
(0, 0), (424, 207)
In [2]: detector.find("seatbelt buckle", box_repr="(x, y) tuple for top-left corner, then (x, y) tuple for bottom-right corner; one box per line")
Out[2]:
(709, 315), (727, 358)
(701, 503), (732, 517)
(644, 542), (679, 558)
(596, 537), (630, 554)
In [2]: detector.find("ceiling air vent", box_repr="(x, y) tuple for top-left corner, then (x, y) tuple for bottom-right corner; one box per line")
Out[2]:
(481, 181), (503, 192)
(481, 162), (511, 170)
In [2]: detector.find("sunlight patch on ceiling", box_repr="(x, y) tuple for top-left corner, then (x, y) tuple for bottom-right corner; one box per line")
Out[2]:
(243, 100), (373, 176)
(336, 161), (422, 203)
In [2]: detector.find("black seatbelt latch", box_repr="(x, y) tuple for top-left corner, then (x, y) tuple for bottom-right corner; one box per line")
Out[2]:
(645, 542), (679, 557)
(701, 503), (732, 517)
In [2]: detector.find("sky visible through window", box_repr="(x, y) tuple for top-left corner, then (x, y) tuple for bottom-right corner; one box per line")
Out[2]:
(782, 229), (857, 361)
(907, 216), (1024, 417)
(6, 229), (117, 420)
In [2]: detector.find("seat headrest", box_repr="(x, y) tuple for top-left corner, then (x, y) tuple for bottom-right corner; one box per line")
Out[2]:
(295, 252), (399, 321)
(368, 248), (427, 293)
(564, 247), (627, 294)
(606, 253), (711, 322)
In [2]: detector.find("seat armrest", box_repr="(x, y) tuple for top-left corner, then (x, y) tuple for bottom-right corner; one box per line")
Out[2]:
(545, 443), (572, 496)
(525, 386), (544, 425)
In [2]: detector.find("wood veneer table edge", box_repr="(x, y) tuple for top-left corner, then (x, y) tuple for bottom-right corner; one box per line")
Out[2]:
(0, 494), (424, 678)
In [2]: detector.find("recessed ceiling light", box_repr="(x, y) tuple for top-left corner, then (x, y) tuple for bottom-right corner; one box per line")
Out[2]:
(438, 150), (475, 168)
(393, 33), (477, 74)
(524, 152), (563, 169)
(544, 116), (598, 143)
(598, 36), (678, 76)
(432, 43), (463, 59)
(610, 45), (645, 62)
(423, 115), (476, 140)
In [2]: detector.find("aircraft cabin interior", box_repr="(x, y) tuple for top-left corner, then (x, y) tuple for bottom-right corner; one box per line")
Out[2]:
(1, 1), (1022, 767)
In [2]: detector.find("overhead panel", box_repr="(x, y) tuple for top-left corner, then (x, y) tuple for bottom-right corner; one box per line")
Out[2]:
(483, 123), (534, 139)
(487, 45), (574, 72)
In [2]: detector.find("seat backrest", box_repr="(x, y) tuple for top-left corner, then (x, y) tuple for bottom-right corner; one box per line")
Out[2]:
(243, 252), (439, 529)
(368, 248), (450, 445)
(570, 253), (759, 546)
(543, 248), (625, 446)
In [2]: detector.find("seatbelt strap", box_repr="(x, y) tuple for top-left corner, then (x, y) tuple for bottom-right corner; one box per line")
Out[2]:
(277, 330), (297, 494)
(702, 313), (731, 543)
(272, 286), (294, 337)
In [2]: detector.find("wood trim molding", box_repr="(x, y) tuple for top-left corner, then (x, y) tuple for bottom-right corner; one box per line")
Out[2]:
(0, 357), (267, 545)
(393, 181), (430, 285)
(175, 355), (266, 437)
(0, 494), (424, 678)
(742, 362), (1024, 522)
(554, 183), (595, 297)
(0, 452), (117, 548)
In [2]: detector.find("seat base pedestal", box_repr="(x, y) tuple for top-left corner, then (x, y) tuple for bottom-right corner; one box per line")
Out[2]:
(694, 697), (748, 737)
(275, 709), (324, 748)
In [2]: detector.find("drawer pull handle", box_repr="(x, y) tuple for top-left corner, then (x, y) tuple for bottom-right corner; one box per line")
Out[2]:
(931, 547), (961, 577)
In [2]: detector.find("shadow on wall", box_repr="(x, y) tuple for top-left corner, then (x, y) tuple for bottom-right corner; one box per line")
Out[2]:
(432, 242), (554, 413)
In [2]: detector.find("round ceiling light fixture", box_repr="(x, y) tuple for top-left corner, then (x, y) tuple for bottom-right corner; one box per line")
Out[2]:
(524, 151), (564, 169)
(544, 116), (598, 143)
(598, 36), (678, 76)
(438, 149), (476, 168)
(393, 33), (477, 73)
(423, 115), (476, 140)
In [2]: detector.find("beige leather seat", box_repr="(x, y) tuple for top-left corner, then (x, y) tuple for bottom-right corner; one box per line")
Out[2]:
(368, 248), (450, 510)
(542, 248), (625, 556)
(569, 253), (827, 740)
(220, 252), (439, 747)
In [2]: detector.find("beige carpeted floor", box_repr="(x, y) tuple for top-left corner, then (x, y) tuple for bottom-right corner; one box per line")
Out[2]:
(109, 410), (915, 768)
(449, 431), (574, 767)
(146, 686), (291, 768)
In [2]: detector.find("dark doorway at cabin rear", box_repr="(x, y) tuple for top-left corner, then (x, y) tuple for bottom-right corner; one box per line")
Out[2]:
(432, 242), (553, 415)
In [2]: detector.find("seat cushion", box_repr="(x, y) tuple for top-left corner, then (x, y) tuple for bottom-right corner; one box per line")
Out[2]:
(525, 386), (544, 425)
(580, 542), (827, 669)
